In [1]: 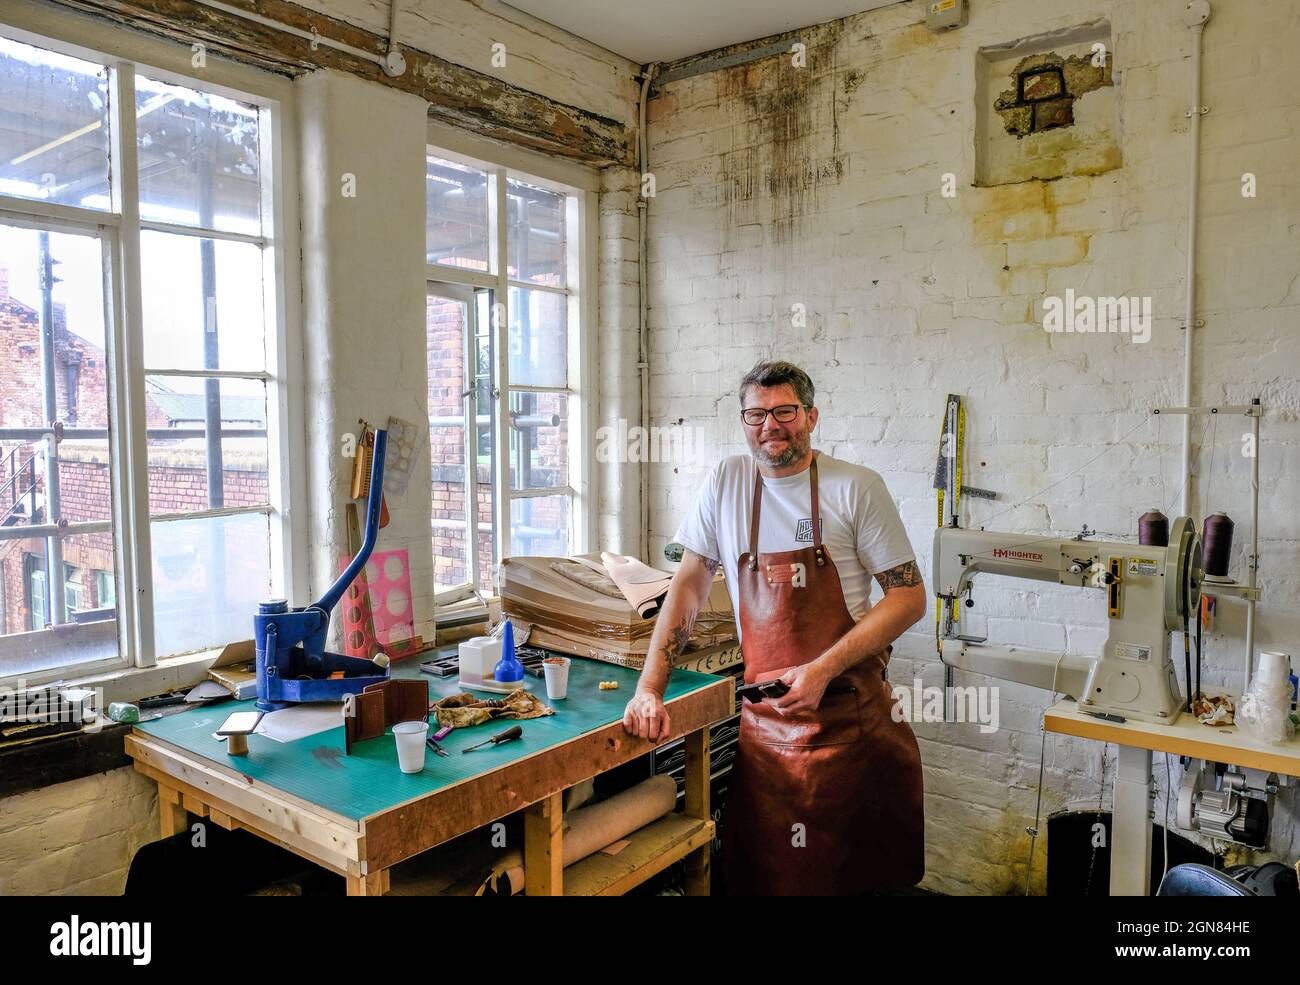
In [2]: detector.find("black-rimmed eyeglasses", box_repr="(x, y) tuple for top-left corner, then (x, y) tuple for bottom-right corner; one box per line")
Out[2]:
(741, 404), (803, 427)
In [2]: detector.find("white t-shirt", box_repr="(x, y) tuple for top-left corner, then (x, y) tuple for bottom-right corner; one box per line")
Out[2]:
(674, 452), (916, 635)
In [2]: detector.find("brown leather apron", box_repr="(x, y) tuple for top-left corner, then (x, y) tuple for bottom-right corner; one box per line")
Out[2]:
(722, 454), (925, 895)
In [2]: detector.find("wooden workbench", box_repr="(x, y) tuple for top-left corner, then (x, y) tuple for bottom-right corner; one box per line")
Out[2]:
(125, 655), (734, 896)
(1044, 696), (1300, 895)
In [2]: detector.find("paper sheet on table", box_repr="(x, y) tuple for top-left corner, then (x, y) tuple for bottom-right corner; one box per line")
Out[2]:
(186, 680), (232, 702)
(255, 703), (344, 743)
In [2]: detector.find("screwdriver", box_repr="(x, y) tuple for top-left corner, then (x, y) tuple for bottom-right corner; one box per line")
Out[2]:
(462, 724), (523, 753)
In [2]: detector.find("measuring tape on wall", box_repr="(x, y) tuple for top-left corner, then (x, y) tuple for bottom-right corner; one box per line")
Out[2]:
(935, 395), (964, 528)
(933, 394), (965, 646)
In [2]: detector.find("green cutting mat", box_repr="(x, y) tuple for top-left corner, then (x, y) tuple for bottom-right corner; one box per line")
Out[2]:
(136, 652), (719, 821)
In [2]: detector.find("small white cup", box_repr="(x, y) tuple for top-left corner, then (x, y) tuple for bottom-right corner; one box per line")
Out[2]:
(393, 720), (429, 773)
(1257, 651), (1291, 684)
(543, 658), (571, 700)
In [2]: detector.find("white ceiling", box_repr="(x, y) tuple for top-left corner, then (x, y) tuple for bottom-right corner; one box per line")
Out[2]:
(503, 0), (899, 64)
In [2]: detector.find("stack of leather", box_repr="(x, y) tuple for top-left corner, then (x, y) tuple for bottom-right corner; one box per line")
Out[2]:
(498, 553), (735, 669)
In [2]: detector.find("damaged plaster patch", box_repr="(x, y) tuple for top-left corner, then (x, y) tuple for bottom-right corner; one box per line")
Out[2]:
(994, 52), (1113, 138)
(975, 21), (1120, 186)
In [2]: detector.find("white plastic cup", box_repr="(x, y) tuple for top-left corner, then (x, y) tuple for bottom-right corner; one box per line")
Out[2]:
(543, 657), (571, 700)
(1257, 651), (1291, 684)
(393, 720), (429, 773)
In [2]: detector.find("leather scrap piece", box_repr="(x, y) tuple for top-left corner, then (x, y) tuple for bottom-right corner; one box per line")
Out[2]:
(431, 689), (555, 729)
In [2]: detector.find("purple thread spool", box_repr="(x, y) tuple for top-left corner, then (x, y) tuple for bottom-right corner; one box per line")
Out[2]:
(1138, 509), (1169, 547)
(1202, 513), (1234, 578)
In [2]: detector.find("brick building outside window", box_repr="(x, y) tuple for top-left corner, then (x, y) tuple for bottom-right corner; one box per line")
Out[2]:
(0, 261), (268, 636)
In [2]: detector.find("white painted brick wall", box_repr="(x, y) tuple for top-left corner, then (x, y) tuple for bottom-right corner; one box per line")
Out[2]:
(0, 768), (158, 896)
(597, 166), (644, 555)
(299, 70), (435, 643)
(641, 0), (1300, 893)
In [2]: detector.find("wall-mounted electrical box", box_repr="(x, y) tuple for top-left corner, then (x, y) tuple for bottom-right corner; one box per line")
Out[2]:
(927, 0), (969, 32)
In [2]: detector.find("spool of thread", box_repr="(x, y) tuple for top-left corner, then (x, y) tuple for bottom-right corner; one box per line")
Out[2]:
(1202, 512), (1234, 578)
(1138, 509), (1169, 547)
(1257, 651), (1291, 685)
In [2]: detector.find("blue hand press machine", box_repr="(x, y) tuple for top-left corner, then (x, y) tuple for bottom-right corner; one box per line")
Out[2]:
(254, 428), (391, 711)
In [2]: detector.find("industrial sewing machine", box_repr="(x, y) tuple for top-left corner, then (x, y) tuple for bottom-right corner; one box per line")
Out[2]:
(254, 428), (392, 711)
(932, 516), (1204, 725)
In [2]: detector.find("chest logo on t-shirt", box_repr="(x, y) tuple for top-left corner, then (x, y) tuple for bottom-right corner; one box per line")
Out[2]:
(793, 518), (822, 543)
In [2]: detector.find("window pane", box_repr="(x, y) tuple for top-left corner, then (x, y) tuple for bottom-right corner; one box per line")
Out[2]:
(140, 230), (265, 372)
(96, 569), (115, 610)
(508, 391), (567, 490)
(426, 155), (490, 272)
(0, 222), (117, 666)
(63, 562), (85, 614)
(428, 294), (469, 590)
(428, 292), (495, 592)
(25, 554), (46, 631)
(145, 376), (268, 515)
(0, 534), (118, 673)
(136, 76), (261, 234)
(510, 495), (569, 557)
(0, 224), (109, 427)
(0, 36), (111, 210)
(507, 286), (566, 387)
(152, 511), (269, 656)
(507, 178), (566, 287)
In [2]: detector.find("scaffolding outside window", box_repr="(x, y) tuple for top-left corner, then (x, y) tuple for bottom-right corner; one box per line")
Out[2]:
(0, 30), (288, 682)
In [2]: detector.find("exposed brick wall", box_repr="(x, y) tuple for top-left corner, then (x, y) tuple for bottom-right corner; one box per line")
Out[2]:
(643, 0), (1300, 893)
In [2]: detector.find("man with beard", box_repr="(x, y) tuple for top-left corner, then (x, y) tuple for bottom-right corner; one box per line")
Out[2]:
(622, 360), (927, 894)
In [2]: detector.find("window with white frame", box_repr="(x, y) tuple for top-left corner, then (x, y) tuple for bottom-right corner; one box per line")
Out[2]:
(425, 149), (586, 602)
(0, 29), (288, 681)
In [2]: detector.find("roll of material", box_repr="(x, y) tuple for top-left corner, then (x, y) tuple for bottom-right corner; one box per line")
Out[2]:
(601, 552), (673, 619)
(1202, 512), (1234, 577)
(478, 774), (679, 896)
(1138, 509), (1169, 547)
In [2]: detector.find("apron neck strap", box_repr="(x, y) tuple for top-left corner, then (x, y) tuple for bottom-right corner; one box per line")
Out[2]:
(809, 453), (822, 549)
(748, 453), (822, 569)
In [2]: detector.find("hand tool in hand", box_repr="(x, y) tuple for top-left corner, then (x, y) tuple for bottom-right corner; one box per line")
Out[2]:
(461, 724), (523, 753)
(736, 680), (790, 703)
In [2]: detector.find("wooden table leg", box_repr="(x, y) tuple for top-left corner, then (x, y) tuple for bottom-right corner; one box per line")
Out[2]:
(524, 790), (564, 896)
(346, 871), (385, 896)
(158, 784), (188, 838)
(683, 726), (712, 896)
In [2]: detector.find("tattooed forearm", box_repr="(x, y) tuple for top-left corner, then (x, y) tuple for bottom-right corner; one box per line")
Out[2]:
(637, 550), (718, 696)
(660, 609), (698, 663)
(875, 560), (922, 591)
